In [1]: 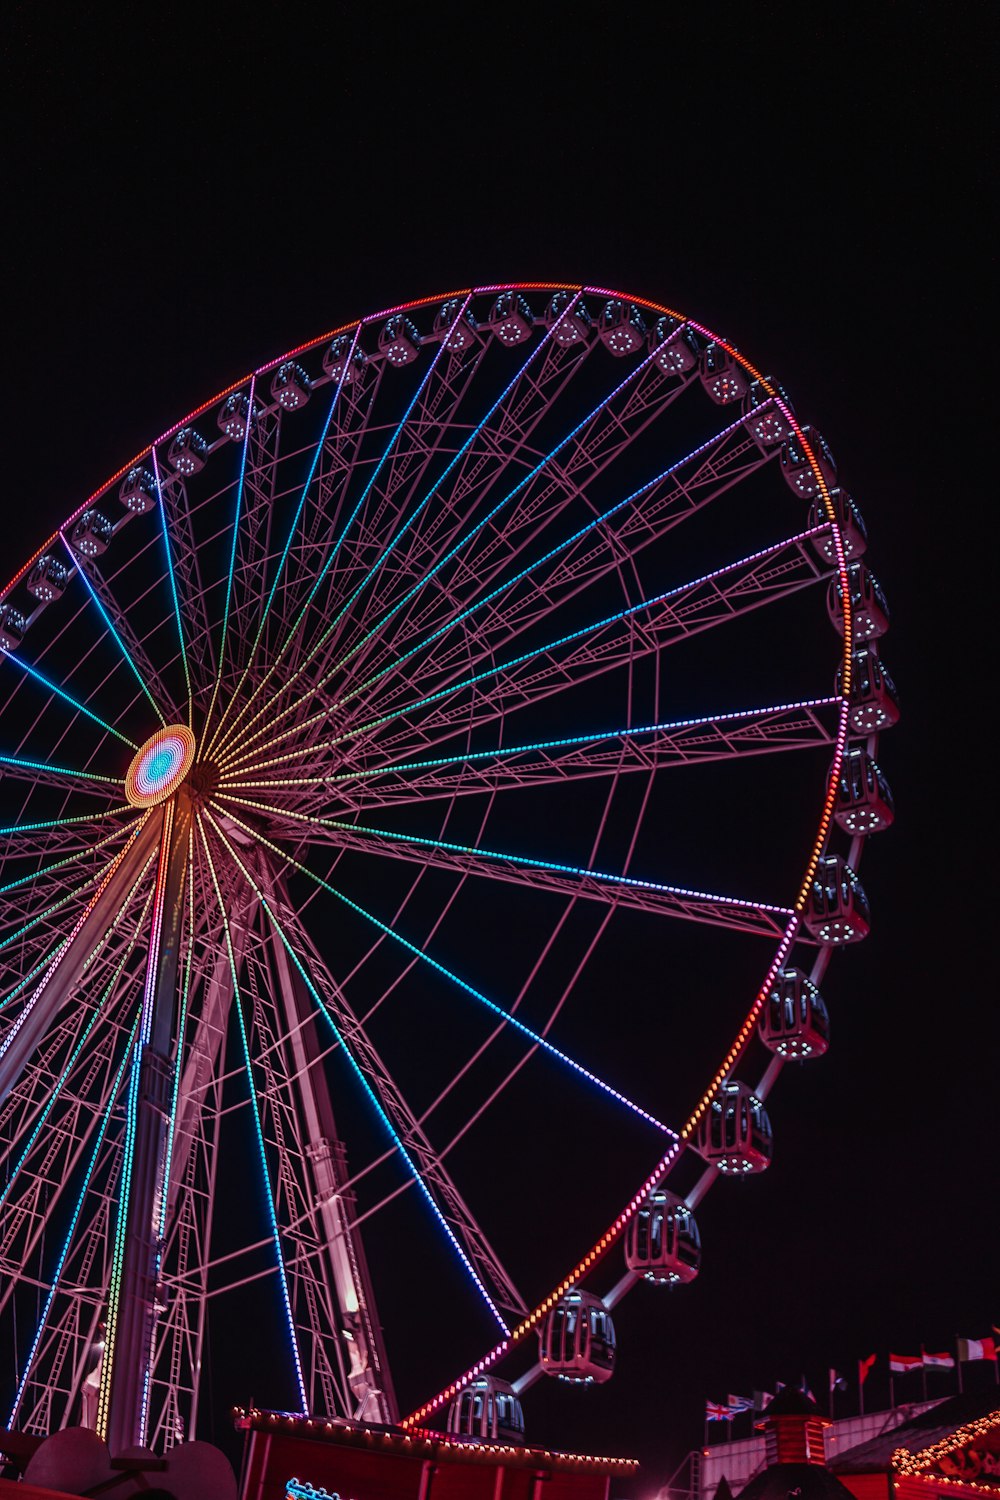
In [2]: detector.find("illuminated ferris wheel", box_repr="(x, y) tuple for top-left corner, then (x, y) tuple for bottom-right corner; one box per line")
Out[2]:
(0, 283), (896, 1456)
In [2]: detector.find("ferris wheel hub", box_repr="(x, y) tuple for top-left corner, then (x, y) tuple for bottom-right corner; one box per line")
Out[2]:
(125, 724), (197, 807)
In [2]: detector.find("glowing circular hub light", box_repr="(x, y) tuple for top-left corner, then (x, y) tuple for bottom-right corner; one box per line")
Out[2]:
(125, 725), (196, 808)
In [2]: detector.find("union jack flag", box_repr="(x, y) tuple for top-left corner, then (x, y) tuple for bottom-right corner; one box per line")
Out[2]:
(706, 1400), (733, 1421)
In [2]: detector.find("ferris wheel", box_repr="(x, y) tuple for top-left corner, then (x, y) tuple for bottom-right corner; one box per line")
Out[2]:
(0, 283), (896, 1457)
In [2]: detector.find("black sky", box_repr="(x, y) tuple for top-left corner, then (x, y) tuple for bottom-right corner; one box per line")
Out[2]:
(1, 4), (994, 1491)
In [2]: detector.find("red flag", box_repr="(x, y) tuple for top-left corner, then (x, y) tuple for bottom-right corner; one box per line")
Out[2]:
(890, 1353), (923, 1374)
(957, 1337), (997, 1363)
(922, 1350), (955, 1370)
(858, 1353), (877, 1385)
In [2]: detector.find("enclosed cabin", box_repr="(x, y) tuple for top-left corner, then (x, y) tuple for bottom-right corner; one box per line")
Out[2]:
(27, 554), (70, 603)
(446, 1376), (525, 1444)
(544, 290), (592, 346)
(217, 391), (262, 442)
(699, 342), (749, 405)
(834, 747), (895, 835)
(119, 466), (157, 515)
(650, 315), (701, 374)
(379, 314), (422, 367)
(780, 426), (836, 498)
(489, 292), (534, 347)
(271, 360), (312, 410)
(540, 1289), (616, 1384)
(0, 603), (26, 652)
(624, 1189), (701, 1285)
(808, 486), (868, 562)
(804, 855), (870, 944)
(836, 645), (900, 734)
(742, 378), (796, 451)
(167, 427), (208, 476)
(759, 967), (830, 1059)
(827, 561), (890, 641)
(70, 509), (114, 557)
(323, 333), (367, 385)
(434, 297), (481, 352)
(597, 299), (647, 356)
(697, 1081), (772, 1175)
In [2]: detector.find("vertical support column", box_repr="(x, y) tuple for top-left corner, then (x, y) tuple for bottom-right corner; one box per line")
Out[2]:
(100, 788), (194, 1454)
(262, 861), (397, 1424)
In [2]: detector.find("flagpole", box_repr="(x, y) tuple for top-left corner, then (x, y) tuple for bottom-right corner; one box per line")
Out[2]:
(890, 1371), (896, 1411)
(858, 1360), (864, 1419)
(956, 1339), (963, 1395)
(920, 1347), (928, 1403)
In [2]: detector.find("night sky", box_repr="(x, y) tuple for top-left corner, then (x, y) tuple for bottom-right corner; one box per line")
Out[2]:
(1, 6), (994, 1492)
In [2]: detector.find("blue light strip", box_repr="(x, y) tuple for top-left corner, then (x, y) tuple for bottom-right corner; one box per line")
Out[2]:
(204, 810), (514, 1335)
(227, 525), (826, 778)
(221, 295), (575, 758)
(0, 750), (122, 785)
(59, 535), (166, 726)
(149, 446), (193, 728)
(210, 305), (478, 764)
(197, 817), (309, 1413)
(223, 697), (841, 791)
(6, 1010), (141, 1430)
(200, 378), (256, 754)
(209, 808), (675, 1138)
(0, 864), (156, 1212)
(0, 652), (138, 749)
(204, 328), (365, 760)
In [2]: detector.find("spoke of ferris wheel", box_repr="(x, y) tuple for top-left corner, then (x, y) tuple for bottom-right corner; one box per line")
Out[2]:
(150, 446), (194, 727)
(0, 650), (138, 749)
(204, 321), (372, 760)
(0, 815), (154, 1104)
(6, 1008), (142, 1431)
(200, 378), (257, 754)
(211, 294), (574, 765)
(254, 420), (773, 756)
(58, 533), (167, 726)
(0, 859), (120, 959)
(216, 790), (792, 940)
(208, 300), (477, 763)
(196, 816), (308, 1413)
(0, 862), (156, 1216)
(208, 807), (676, 1137)
(221, 525), (829, 779)
(217, 314), (681, 770)
(226, 700), (840, 808)
(0, 749), (124, 792)
(204, 814), (515, 1338)
(316, 400), (766, 722)
(0, 805), (138, 841)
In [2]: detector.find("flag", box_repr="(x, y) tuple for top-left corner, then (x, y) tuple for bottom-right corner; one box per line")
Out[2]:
(829, 1369), (848, 1393)
(799, 1376), (815, 1402)
(753, 1389), (775, 1410)
(728, 1394), (754, 1414)
(706, 1400), (732, 1421)
(890, 1353), (923, 1374)
(858, 1353), (877, 1384)
(957, 1337), (997, 1363)
(922, 1350), (955, 1370)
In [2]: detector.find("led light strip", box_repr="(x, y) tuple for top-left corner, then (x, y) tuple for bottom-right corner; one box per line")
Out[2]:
(0, 651), (137, 749)
(149, 446), (193, 727)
